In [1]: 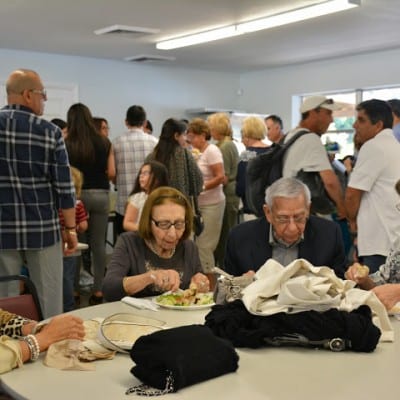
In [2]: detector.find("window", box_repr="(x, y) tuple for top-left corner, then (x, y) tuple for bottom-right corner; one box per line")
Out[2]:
(299, 85), (400, 159)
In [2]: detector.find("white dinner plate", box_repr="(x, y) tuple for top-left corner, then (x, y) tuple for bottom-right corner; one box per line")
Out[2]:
(153, 300), (215, 311)
(153, 292), (215, 311)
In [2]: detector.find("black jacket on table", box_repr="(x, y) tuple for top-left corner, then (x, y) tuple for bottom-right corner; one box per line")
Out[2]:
(224, 216), (346, 278)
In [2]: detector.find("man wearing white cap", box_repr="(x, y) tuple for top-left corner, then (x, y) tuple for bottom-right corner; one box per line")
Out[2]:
(282, 95), (346, 219)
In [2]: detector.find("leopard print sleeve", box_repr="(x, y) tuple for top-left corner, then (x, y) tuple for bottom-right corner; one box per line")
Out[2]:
(0, 310), (30, 338)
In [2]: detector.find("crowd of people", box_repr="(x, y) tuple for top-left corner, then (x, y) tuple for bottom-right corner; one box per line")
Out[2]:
(1, 67), (400, 375)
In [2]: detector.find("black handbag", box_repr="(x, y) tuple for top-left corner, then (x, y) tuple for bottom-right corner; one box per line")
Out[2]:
(190, 196), (204, 236)
(127, 325), (239, 396)
(296, 169), (335, 215)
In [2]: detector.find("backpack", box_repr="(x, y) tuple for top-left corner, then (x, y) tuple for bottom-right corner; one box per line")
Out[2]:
(245, 129), (309, 216)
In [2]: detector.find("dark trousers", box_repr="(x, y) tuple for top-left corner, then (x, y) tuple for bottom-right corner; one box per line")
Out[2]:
(359, 254), (386, 274)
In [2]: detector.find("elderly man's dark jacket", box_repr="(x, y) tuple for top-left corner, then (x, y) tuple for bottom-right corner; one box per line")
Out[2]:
(224, 216), (346, 278)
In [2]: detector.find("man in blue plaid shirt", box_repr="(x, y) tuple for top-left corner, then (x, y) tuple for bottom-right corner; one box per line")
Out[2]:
(0, 69), (77, 318)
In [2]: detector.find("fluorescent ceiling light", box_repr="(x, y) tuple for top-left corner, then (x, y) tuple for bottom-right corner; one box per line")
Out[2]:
(156, 0), (360, 50)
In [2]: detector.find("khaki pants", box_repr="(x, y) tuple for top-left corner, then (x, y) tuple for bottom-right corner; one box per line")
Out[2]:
(195, 199), (225, 273)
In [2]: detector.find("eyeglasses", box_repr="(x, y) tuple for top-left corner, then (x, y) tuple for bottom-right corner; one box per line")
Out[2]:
(152, 219), (186, 230)
(273, 214), (308, 226)
(30, 88), (47, 99)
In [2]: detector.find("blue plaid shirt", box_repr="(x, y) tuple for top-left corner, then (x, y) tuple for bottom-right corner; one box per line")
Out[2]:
(0, 104), (75, 250)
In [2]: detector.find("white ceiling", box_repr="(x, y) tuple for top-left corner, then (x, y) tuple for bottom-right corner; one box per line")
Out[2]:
(1, 0), (399, 72)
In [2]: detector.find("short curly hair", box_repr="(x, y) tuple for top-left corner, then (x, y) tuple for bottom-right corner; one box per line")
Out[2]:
(187, 118), (211, 140)
(207, 112), (232, 138)
(241, 116), (266, 140)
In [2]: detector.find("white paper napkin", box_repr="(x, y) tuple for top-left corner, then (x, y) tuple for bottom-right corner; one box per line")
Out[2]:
(121, 296), (159, 311)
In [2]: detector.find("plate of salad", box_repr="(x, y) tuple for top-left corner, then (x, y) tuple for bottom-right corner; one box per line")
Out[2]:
(154, 288), (215, 310)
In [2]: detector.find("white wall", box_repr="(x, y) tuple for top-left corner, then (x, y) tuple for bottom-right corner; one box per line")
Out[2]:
(3, 47), (400, 137)
(0, 48), (241, 138)
(238, 47), (400, 132)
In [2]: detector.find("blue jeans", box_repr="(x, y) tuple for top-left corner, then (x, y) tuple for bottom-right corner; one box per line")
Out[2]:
(63, 256), (78, 312)
(359, 254), (386, 274)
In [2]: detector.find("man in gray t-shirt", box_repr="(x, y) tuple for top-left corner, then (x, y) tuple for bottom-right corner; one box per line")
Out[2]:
(283, 96), (346, 219)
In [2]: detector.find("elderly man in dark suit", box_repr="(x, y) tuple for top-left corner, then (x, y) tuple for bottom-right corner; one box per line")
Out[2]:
(224, 177), (346, 278)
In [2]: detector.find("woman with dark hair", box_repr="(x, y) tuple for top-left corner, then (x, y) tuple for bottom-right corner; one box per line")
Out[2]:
(123, 161), (169, 231)
(93, 117), (109, 137)
(146, 118), (202, 200)
(103, 187), (210, 300)
(65, 103), (115, 305)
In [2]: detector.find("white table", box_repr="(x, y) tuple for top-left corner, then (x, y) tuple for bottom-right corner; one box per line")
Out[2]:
(1, 301), (400, 400)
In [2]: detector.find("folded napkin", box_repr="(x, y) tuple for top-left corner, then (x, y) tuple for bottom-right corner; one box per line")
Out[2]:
(121, 296), (159, 311)
(43, 320), (115, 371)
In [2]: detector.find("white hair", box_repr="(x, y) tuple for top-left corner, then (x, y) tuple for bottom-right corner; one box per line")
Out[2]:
(265, 177), (311, 208)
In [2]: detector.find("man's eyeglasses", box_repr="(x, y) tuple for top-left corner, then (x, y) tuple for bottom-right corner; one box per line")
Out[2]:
(152, 219), (186, 230)
(273, 214), (308, 226)
(30, 89), (47, 99)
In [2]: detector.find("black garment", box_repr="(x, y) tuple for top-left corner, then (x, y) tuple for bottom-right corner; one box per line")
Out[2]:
(67, 135), (111, 190)
(130, 325), (239, 392)
(204, 300), (381, 352)
(236, 146), (269, 214)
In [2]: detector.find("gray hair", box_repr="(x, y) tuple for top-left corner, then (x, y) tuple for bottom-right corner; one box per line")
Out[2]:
(265, 177), (311, 208)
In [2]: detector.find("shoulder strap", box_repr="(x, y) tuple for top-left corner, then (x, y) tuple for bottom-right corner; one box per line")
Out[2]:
(269, 129), (310, 161)
(283, 129), (310, 148)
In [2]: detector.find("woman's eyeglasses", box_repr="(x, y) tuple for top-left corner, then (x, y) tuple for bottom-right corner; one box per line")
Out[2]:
(152, 219), (186, 230)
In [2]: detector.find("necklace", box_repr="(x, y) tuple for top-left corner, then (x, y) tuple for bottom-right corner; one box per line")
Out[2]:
(146, 240), (176, 259)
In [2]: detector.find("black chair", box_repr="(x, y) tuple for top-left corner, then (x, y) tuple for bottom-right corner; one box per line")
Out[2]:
(0, 275), (44, 321)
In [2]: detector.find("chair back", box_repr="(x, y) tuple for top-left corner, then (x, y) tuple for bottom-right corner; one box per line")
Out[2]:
(0, 275), (44, 321)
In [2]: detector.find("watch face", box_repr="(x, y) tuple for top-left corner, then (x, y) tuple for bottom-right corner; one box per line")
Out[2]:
(329, 338), (346, 352)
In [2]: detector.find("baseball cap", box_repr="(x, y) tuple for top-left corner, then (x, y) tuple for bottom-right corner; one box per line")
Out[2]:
(300, 96), (342, 113)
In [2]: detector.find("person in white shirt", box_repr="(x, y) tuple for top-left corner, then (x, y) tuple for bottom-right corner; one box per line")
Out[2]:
(113, 105), (157, 235)
(345, 99), (400, 273)
(123, 161), (169, 232)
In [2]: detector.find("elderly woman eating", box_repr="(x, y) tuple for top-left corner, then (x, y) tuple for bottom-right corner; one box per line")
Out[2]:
(103, 186), (210, 301)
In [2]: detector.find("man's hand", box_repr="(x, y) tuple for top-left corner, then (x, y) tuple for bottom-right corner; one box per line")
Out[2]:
(62, 229), (78, 256)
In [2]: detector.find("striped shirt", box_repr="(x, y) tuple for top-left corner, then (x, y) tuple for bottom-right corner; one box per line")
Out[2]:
(0, 104), (75, 250)
(59, 200), (88, 227)
(113, 128), (156, 215)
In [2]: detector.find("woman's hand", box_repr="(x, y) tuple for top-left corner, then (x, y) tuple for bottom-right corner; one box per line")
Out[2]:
(35, 314), (85, 351)
(151, 269), (181, 293)
(372, 284), (400, 311)
(190, 273), (210, 293)
(344, 263), (374, 290)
